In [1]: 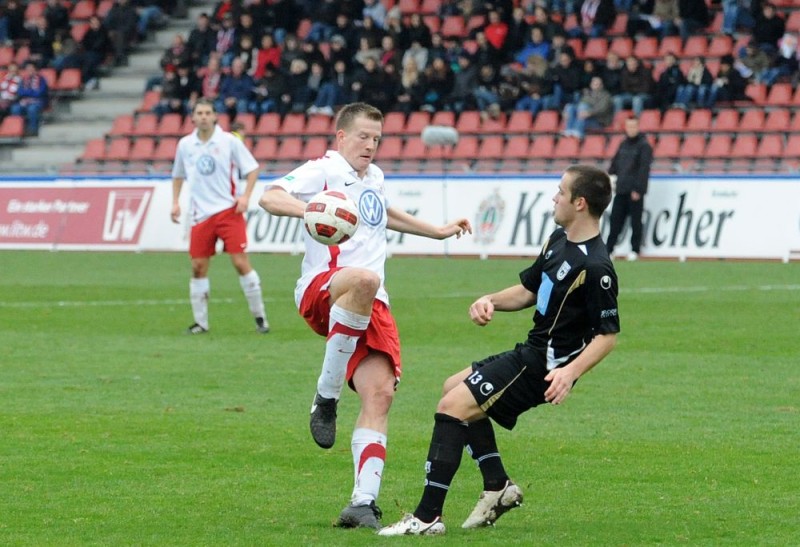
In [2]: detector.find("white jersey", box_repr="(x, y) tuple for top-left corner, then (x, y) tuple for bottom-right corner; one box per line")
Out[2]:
(267, 151), (390, 308)
(172, 124), (260, 225)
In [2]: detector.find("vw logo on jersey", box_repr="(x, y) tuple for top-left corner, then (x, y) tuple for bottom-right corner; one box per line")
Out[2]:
(556, 261), (571, 280)
(358, 189), (384, 227)
(196, 154), (216, 175)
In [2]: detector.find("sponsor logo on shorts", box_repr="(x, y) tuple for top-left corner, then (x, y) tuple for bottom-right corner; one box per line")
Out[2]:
(479, 382), (494, 396)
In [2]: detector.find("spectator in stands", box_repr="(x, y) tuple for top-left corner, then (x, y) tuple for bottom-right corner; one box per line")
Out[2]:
(0, 62), (21, 121)
(402, 39), (430, 72)
(153, 66), (184, 116)
(252, 33), (281, 80)
(612, 56), (654, 116)
(279, 34), (304, 73)
(514, 54), (557, 116)
(547, 30), (574, 68)
(472, 63), (501, 117)
(307, 0), (340, 44)
(354, 36), (382, 68)
(393, 57), (425, 114)
(251, 63), (291, 114)
(308, 59), (354, 116)
(655, 52), (685, 110)
(215, 12), (238, 67)
(734, 39), (771, 82)
(427, 32), (449, 63)
(133, 0), (169, 41)
(44, 0), (70, 37)
(11, 62), (49, 136)
(266, 0), (301, 44)
(419, 56), (455, 113)
(443, 53), (478, 113)
(706, 54), (748, 107)
(676, 0), (710, 43)
(505, 6), (531, 54)
(567, 0), (617, 39)
(27, 16), (56, 68)
(187, 13), (216, 67)
(601, 50), (624, 95)
(161, 34), (192, 74)
(284, 57), (312, 113)
(216, 57), (255, 118)
(359, 15), (386, 50)
(234, 34), (257, 74)
(722, 0), (756, 36)
(198, 52), (224, 102)
(578, 58), (601, 91)
(532, 5), (563, 42)
(673, 56), (712, 108)
(760, 32), (799, 86)
(211, 0), (238, 26)
(379, 35), (402, 72)
(105, 0), (139, 66)
(236, 12), (261, 47)
(363, 0), (388, 30)
(79, 15), (113, 90)
(351, 56), (394, 113)
(327, 34), (352, 67)
(406, 13), (433, 48)
(384, 8), (410, 51)
(472, 30), (505, 70)
(562, 75), (613, 138)
(482, 10), (509, 53)
(51, 28), (81, 74)
(299, 60), (326, 109)
(514, 25), (551, 66)
(550, 49), (583, 109)
(752, 2), (785, 56)
(606, 115), (652, 261)
(1, 1), (28, 45)
(627, 0), (679, 38)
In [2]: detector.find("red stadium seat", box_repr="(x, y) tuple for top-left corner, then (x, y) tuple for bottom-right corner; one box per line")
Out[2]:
(477, 135), (504, 161)
(679, 135), (707, 159)
(708, 35), (733, 58)
(506, 110), (532, 133)
(253, 136), (279, 162)
(745, 83), (767, 105)
(278, 113), (306, 135)
(609, 37), (633, 58)
(452, 135), (480, 159)
(766, 83), (793, 106)
(54, 68), (82, 94)
(713, 109), (739, 132)
(764, 109), (790, 132)
(105, 138), (131, 161)
(131, 113), (158, 137)
(14, 45), (30, 66)
(440, 16), (467, 38)
(480, 113), (507, 134)
(108, 114), (134, 137)
(580, 135), (607, 159)
(79, 138), (106, 162)
(503, 135), (531, 159)
(658, 36), (683, 57)
(153, 137), (178, 162)
(97, 0), (114, 18)
(654, 135), (680, 158)
(276, 136), (304, 160)
(787, 10), (800, 32)
(705, 134), (733, 158)
(738, 110), (765, 132)
(420, 0), (442, 14)
(785, 134), (800, 157)
(233, 112), (256, 133)
(732, 134), (758, 157)
(305, 115), (331, 135)
(401, 136), (428, 160)
(638, 110), (661, 133)
(397, 0), (419, 15)
(376, 136), (404, 161)
(682, 36), (708, 57)
(532, 111), (559, 133)
(382, 112), (406, 135)
(405, 111), (431, 135)
(633, 37), (659, 60)
(0, 46), (13, 67)
(608, 13), (627, 36)
(755, 134), (783, 158)
(528, 135), (555, 159)
(455, 111), (481, 134)
(71, 0), (96, 20)
(685, 109), (711, 132)
(254, 112), (281, 136)
(25, 1), (45, 20)
(70, 22), (90, 42)
(660, 109), (686, 132)
(304, 136), (329, 159)
(583, 38), (608, 60)
(552, 136), (580, 160)
(137, 90), (161, 113)
(430, 110), (455, 127)
(157, 113), (183, 137)
(129, 137), (156, 161)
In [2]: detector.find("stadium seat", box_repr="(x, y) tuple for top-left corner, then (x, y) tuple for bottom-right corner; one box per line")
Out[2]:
(466, 15), (487, 34)
(607, 134), (624, 155)
(658, 36), (683, 57)
(13, 45), (30, 66)
(278, 113), (306, 135)
(397, 0), (419, 15)
(745, 83), (767, 105)
(440, 16), (467, 38)
(638, 110), (661, 133)
(609, 37), (633, 58)
(654, 135), (681, 158)
(305, 114), (331, 135)
(679, 135), (708, 159)
(430, 111), (455, 127)
(633, 37), (659, 60)
(129, 137), (156, 161)
(105, 138), (131, 161)
(71, 0), (96, 20)
(738, 110), (765, 132)
(609, 109), (633, 132)
(455, 111), (481, 134)
(608, 13), (627, 36)
(0, 46), (13, 67)
(785, 134), (800, 157)
(552, 136), (580, 160)
(682, 36), (708, 57)
(276, 136), (304, 160)
(108, 114), (134, 137)
(503, 135), (531, 159)
(423, 15), (440, 34)
(766, 83), (793, 107)
(713, 109), (739, 132)
(78, 138), (107, 162)
(685, 109), (711, 132)
(70, 22), (90, 42)
(254, 112), (281, 136)
(401, 136), (428, 160)
(405, 111), (431, 135)
(382, 112), (406, 135)
(528, 135), (555, 159)
(234, 112), (256, 133)
(764, 109), (790, 132)
(131, 113), (158, 137)
(25, 1), (45, 20)
(708, 35), (733, 58)
(567, 38), (584, 59)
(157, 113), (183, 137)
(787, 10), (800, 32)
(452, 135), (480, 159)
(304, 136), (329, 159)
(153, 137), (178, 162)
(39, 68), (57, 90)
(532, 111), (559, 133)
(137, 90), (161, 113)
(708, 10), (724, 34)
(660, 109), (686, 132)
(253, 136), (279, 162)
(583, 38), (608, 60)
(755, 134), (783, 158)
(732, 134), (758, 158)
(376, 136), (404, 161)
(506, 110), (533, 133)
(420, 0), (442, 14)
(579, 135), (606, 159)
(97, 0), (114, 18)
(705, 134), (733, 158)
(0, 115), (24, 142)
(54, 68), (82, 96)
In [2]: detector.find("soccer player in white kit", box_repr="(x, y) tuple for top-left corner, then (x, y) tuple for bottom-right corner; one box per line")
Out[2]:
(171, 98), (270, 334)
(259, 102), (472, 529)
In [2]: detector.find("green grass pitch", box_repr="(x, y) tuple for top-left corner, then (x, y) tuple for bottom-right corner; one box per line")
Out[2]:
(1, 251), (798, 546)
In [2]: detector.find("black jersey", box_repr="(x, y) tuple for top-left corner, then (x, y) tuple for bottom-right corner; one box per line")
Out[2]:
(520, 228), (620, 370)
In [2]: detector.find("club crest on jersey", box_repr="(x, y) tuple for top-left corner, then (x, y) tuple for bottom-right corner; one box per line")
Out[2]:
(557, 261), (571, 280)
(358, 189), (384, 227)
(197, 154), (216, 175)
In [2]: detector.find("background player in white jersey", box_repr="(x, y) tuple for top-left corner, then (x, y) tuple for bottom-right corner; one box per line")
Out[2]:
(171, 98), (269, 335)
(259, 102), (472, 529)
(380, 164), (620, 536)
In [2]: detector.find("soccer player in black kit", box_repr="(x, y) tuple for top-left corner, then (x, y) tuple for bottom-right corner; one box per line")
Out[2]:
(379, 164), (620, 536)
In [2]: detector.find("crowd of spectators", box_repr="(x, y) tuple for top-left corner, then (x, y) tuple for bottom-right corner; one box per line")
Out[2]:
(139, 0), (800, 141)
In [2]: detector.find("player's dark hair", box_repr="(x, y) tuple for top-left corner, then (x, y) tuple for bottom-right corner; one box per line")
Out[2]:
(566, 164), (612, 218)
(192, 97), (217, 113)
(335, 102), (384, 131)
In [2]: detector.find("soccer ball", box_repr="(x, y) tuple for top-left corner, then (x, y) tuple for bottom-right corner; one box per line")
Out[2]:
(304, 190), (360, 245)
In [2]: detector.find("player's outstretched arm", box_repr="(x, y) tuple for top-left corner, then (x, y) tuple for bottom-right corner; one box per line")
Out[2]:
(386, 207), (472, 239)
(469, 284), (535, 326)
(258, 187), (306, 218)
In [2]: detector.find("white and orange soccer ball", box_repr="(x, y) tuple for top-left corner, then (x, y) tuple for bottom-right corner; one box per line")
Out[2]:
(304, 190), (360, 245)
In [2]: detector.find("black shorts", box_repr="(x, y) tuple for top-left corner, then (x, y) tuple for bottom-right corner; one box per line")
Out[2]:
(465, 343), (551, 430)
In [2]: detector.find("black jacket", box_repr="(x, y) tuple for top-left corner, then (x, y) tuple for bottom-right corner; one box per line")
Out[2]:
(609, 134), (653, 195)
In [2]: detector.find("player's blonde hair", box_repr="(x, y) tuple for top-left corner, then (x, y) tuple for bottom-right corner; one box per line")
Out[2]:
(335, 102), (384, 132)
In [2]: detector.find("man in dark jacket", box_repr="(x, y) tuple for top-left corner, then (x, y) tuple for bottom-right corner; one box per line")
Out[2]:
(606, 116), (653, 261)
(678, 0), (710, 43)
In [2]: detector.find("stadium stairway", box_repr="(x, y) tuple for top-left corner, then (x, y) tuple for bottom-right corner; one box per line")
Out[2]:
(1, 1), (213, 175)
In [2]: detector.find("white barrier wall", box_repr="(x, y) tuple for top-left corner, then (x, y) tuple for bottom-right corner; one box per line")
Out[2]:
(1, 175), (799, 260)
